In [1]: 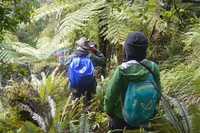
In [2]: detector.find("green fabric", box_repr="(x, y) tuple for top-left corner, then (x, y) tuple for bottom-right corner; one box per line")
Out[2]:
(104, 60), (161, 119)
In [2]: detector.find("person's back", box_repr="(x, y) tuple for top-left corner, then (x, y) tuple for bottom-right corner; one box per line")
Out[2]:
(54, 37), (106, 106)
(104, 31), (161, 132)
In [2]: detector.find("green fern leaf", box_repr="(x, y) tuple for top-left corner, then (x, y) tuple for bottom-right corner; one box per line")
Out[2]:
(20, 121), (42, 133)
(69, 121), (78, 133)
(79, 113), (90, 133)
(0, 120), (17, 132)
(33, 1), (70, 21)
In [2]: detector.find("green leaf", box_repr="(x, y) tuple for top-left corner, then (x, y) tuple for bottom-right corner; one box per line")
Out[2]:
(143, 15), (148, 20)
(20, 121), (42, 133)
(39, 85), (46, 101)
(108, 2), (115, 7)
(144, 7), (148, 13)
(117, 7), (122, 12)
(137, 9), (144, 13)
(149, 0), (156, 5)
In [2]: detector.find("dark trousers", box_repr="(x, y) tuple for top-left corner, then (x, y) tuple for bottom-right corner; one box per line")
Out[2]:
(109, 115), (139, 132)
(70, 78), (97, 104)
(109, 115), (153, 132)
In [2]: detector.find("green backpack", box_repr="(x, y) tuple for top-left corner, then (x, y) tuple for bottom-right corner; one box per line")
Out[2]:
(122, 63), (158, 127)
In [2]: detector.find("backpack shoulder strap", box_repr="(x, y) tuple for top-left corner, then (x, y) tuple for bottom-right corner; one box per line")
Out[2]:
(139, 61), (155, 78)
(139, 61), (163, 96)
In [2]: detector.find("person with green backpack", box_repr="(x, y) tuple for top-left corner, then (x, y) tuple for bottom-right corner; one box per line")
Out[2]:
(104, 31), (162, 132)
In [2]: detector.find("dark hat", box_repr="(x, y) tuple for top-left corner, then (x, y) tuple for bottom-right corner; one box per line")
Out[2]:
(76, 37), (90, 49)
(124, 31), (148, 62)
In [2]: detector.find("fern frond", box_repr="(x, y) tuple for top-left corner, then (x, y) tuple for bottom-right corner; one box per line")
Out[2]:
(0, 33), (20, 63)
(103, 12), (129, 44)
(0, 48), (18, 63)
(166, 96), (191, 133)
(0, 120), (17, 132)
(183, 23), (200, 56)
(50, 1), (105, 49)
(60, 94), (72, 122)
(69, 121), (78, 133)
(20, 121), (42, 133)
(36, 37), (52, 50)
(51, 121), (62, 133)
(17, 102), (47, 132)
(161, 94), (190, 133)
(47, 96), (56, 118)
(79, 113), (90, 133)
(33, 1), (70, 21)
(32, 113), (47, 132)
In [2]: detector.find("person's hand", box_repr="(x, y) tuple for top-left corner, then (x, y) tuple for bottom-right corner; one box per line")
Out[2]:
(56, 52), (62, 58)
(89, 43), (97, 53)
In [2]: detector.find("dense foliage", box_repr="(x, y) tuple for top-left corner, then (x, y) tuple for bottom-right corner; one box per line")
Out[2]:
(0, 0), (36, 41)
(0, 0), (199, 132)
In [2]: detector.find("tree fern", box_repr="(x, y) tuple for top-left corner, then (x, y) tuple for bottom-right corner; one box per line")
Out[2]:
(0, 32), (53, 64)
(99, 8), (131, 45)
(33, 1), (71, 21)
(51, 1), (105, 48)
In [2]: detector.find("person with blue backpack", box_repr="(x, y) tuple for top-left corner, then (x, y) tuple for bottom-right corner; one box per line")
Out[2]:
(53, 37), (106, 106)
(104, 31), (162, 132)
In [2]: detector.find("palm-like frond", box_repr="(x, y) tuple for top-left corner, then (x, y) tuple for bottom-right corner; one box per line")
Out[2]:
(20, 121), (43, 133)
(33, 1), (70, 21)
(0, 33), (20, 63)
(0, 32), (54, 64)
(161, 94), (190, 133)
(33, 0), (105, 52)
(0, 120), (17, 132)
(51, 1), (105, 47)
(99, 8), (131, 45)
(183, 23), (200, 59)
(0, 47), (18, 63)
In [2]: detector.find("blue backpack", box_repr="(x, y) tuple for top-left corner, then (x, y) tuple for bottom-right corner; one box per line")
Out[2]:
(68, 56), (94, 89)
(122, 73), (158, 127)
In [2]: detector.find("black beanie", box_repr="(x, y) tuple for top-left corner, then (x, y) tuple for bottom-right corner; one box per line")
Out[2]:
(124, 31), (148, 62)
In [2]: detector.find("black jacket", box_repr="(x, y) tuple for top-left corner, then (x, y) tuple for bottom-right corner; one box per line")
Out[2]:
(59, 49), (106, 68)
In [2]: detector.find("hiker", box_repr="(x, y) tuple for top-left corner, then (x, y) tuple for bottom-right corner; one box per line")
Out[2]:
(52, 37), (106, 105)
(104, 31), (161, 132)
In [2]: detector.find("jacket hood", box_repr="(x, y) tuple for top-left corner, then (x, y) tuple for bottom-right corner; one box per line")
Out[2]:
(74, 49), (89, 57)
(119, 60), (150, 81)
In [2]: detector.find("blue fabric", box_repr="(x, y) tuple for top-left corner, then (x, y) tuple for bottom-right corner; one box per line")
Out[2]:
(68, 57), (94, 89)
(122, 73), (158, 127)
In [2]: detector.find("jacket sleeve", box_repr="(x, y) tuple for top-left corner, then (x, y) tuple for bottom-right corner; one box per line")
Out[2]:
(88, 51), (106, 67)
(147, 61), (162, 91)
(152, 62), (162, 102)
(104, 67), (122, 116)
(58, 54), (74, 67)
(154, 64), (161, 90)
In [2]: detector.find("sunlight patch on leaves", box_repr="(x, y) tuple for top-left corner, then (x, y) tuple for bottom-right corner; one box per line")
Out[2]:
(51, 1), (105, 49)
(33, 1), (70, 21)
